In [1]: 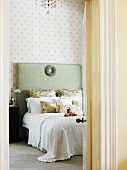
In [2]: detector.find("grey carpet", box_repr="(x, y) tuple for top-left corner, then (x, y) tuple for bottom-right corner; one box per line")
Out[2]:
(9, 140), (83, 170)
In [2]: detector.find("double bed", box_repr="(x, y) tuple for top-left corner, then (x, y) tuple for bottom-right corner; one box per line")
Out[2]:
(23, 112), (85, 162)
(16, 63), (86, 162)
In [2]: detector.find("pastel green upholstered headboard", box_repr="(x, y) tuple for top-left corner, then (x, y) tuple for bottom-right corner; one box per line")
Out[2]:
(17, 63), (82, 90)
(16, 63), (82, 136)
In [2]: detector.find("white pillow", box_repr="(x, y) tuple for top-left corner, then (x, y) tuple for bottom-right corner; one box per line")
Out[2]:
(62, 96), (83, 112)
(31, 107), (42, 114)
(62, 96), (82, 101)
(26, 97), (59, 112)
(56, 98), (72, 105)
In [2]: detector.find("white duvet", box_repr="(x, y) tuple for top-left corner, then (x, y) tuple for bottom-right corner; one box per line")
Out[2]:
(22, 112), (86, 162)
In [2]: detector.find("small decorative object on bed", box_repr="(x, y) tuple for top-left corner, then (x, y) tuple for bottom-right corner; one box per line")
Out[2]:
(45, 65), (56, 77)
(64, 107), (77, 117)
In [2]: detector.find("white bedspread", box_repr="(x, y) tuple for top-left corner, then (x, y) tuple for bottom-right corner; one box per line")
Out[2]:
(23, 112), (86, 162)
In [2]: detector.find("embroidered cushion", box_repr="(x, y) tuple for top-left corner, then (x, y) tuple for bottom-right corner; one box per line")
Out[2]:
(72, 100), (82, 112)
(56, 104), (76, 113)
(56, 90), (82, 97)
(28, 89), (56, 98)
(40, 101), (56, 113)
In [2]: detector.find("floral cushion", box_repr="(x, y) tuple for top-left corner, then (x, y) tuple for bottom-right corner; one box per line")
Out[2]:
(72, 100), (82, 112)
(56, 90), (82, 97)
(28, 89), (56, 98)
(56, 104), (76, 113)
(40, 101), (56, 113)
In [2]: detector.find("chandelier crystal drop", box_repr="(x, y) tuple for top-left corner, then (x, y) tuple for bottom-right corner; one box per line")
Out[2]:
(36, 0), (62, 14)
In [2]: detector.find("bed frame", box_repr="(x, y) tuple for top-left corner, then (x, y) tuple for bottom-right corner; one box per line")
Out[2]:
(16, 63), (82, 137)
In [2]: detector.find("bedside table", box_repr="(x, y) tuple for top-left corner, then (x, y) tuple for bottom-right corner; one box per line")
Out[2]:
(9, 106), (20, 143)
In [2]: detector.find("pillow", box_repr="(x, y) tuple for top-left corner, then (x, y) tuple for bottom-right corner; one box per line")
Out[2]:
(31, 107), (42, 114)
(72, 100), (82, 112)
(62, 96), (82, 101)
(56, 98), (72, 105)
(56, 90), (82, 97)
(56, 104), (76, 113)
(28, 89), (56, 97)
(56, 98), (82, 112)
(56, 98), (72, 113)
(26, 97), (57, 112)
(26, 98), (42, 112)
(40, 101), (56, 113)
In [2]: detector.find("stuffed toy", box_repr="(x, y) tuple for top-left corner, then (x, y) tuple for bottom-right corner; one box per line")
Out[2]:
(64, 107), (77, 117)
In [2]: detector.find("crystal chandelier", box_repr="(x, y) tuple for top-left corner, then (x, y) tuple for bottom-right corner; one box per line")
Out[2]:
(36, 0), (62, 14)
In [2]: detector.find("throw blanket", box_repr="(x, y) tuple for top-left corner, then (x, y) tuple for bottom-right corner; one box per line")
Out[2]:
(23, 113), (86, 162)
(28, 114), (53, 148)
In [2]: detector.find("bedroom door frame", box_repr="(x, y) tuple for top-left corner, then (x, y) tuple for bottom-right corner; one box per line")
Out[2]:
(85, 0), (118, 170)
(0, 0), (118, 170)
(0, 0), (9, 169)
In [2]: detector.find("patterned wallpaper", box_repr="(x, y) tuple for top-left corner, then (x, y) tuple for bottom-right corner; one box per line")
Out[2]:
(9, 0), (85, 89)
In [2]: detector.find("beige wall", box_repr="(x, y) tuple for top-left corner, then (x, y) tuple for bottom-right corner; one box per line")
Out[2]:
(117, 0), (127, 169)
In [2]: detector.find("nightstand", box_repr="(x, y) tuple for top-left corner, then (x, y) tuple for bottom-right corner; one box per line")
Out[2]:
(9, 106), (20, 143)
